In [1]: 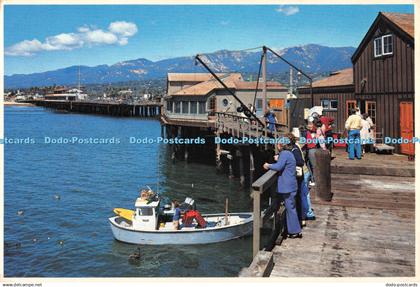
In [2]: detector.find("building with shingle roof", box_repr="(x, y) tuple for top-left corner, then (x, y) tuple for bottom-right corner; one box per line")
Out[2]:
(163, 72), (288, 126)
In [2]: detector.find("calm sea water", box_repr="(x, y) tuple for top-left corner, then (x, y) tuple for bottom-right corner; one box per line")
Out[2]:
(4, 106), (254, 277)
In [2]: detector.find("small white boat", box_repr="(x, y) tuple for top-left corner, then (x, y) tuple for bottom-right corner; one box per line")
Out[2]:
(109, 191), (253, 245)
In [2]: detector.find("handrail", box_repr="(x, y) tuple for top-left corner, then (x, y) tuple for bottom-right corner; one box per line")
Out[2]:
(251, 169), (279, 257)
(251, 169), (278, 194)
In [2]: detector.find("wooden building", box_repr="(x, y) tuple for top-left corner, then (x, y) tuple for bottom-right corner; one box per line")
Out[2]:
(298, 12), (414, 155)
(163, 72), (288, 127)
(352, 12), (414, 155)
(297, 68), (355, 133)
(45, 87), (87, 101)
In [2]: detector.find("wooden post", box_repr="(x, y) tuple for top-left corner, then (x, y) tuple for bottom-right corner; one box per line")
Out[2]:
(253, 189), (261, 257)
(314, 149), (332, 201)
(237, 148), (245, 187)
(224, 197), (229, 226)
(216, 131), (222, 172)
(249, 147), (254, 186)
(228, 153), (234, 178)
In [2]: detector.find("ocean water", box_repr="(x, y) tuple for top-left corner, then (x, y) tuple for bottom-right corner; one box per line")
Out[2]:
(4, 106), (253, 277)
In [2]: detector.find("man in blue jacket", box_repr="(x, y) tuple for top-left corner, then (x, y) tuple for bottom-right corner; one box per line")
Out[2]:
(263, 138), (302, 238)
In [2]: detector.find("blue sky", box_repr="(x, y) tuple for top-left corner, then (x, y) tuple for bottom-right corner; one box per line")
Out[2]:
(5, 4), (414, 75)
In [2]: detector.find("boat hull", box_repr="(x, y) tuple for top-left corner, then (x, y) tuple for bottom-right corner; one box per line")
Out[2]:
(109, 212), (253, 245)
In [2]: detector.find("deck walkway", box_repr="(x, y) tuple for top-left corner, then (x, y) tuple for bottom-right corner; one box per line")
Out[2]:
(270, 173), (415, 277)
(331, 149), (414, 177)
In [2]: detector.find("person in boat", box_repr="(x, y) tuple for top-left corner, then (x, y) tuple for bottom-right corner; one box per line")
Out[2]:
(172, 200), (181, 230)
(263, 136), (302, 238)
(182, 209), (207, 228)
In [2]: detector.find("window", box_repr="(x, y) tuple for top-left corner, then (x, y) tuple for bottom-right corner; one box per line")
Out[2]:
(321, 100), (330, 110)
(138, 207), (153, 216)
(321, 99), (338, 111)
(374, 34), (393, 57)
(208, 96), (216, 110)
(346, 100), (357, 117)
(181, 101), (189, 113)
(174, 102), (181, 113)
(207, 96), (216, 116)
(166, 101), (172, 112)
(330, 100), (338, 110)
(383, 35), (393, 55)
(190, 101), (197, 114)
(222, 98), (229, 107)
(374, 38), (382, 57)
(198, 102), (206, 114)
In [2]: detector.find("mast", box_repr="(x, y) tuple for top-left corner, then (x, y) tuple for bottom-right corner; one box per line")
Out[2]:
(78, 66), (81, 91)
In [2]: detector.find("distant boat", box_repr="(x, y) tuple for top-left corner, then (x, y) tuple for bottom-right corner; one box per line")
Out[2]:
(109, 189), (253, 245)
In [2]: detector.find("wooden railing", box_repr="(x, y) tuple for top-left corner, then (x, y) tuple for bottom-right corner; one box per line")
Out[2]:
(251, 169), (278, 257)
(215, 112), (288, 139)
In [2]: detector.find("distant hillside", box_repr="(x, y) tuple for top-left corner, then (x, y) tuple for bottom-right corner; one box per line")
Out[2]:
(5, 44), (355, 89)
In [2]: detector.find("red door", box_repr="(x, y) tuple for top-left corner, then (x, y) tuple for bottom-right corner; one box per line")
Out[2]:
(400, 102), (414, 155)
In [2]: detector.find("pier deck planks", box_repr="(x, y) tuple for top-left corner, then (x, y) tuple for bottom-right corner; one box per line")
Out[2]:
(270, 173), (415, 277)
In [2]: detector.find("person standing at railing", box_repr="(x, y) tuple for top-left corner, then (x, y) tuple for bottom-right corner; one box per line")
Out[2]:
(264, 106), (278, 133)
(302, 119), (317, 186)
(291, 130), (316, 226)
(263, 137), (302, 238)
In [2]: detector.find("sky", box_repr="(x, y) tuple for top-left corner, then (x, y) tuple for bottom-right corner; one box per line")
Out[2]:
(4, 4), (414, 76)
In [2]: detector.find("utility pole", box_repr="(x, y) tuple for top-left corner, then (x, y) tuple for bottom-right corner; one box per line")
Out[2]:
(289, 66), (293, 95)
(262, 46), (267, 115)
(262, 46), (268, 141)
(78, 66), (81, 91)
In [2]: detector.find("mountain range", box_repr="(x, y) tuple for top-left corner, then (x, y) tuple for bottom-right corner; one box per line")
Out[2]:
(5, 44), (356, 89)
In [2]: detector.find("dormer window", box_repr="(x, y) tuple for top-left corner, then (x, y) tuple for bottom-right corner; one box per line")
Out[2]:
(374, 34), (393, 57)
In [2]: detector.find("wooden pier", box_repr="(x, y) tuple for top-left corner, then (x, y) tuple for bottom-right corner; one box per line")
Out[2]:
(242, 150), (415, 277)
(25, 99), (162, 118)
(271, 173), (415, 277)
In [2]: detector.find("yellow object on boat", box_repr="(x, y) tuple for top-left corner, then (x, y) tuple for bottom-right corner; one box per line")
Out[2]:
(113, 208), (135, 221)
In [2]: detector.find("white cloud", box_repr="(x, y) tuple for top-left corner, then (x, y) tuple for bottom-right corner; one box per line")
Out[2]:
(118, 38), (129, 46)
(84, 29), (118, 45)
(5, 39), (44, 56)
(77, 26), (90, 33)
(220, 20), (230, 26)
(109, 21), (138, 37)
(276, 5), (299, 16)
(5, 21), (138, 56)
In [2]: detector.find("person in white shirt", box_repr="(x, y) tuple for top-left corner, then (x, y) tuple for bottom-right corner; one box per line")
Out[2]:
(360, 113), (371, 154)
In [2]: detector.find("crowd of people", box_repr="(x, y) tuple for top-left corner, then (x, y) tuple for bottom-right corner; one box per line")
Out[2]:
(262, 108), (375, 242)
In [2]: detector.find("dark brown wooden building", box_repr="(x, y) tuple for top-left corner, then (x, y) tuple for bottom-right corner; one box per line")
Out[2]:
(297, 68), (355, 133)
(297, 12), (414, 155)
(352, 12), (414, 155)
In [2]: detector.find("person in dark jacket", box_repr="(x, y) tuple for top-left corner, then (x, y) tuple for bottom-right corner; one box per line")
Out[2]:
(263, 137), (302, 238)
(288, 133), (310, 226)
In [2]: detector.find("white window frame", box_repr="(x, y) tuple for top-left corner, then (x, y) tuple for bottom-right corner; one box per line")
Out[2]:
(321, 99), (338, 111)
(374, 34), (393, 58)
(382, 34), (393, 55)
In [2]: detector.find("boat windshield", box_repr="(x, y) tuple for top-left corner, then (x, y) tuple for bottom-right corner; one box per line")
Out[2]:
(138, 207), (153, 216)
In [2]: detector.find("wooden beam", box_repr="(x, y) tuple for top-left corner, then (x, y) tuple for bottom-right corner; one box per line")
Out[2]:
(252, 189), (261, 258)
